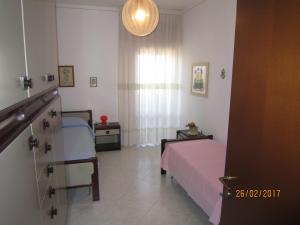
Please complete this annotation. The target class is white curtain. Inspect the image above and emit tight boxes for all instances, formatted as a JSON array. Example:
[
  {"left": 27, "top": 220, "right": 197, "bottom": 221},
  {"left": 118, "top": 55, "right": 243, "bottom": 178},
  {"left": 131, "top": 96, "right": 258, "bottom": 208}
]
[{"left": 118, "top": 13, "right": 182, "bottom": 146}]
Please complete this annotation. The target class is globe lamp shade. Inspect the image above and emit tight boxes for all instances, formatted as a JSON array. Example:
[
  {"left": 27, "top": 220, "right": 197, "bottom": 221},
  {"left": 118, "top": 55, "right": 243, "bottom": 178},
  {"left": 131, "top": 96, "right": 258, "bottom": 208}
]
[{"left": 122, "top": 0, "right": 160, "bottom": 37}]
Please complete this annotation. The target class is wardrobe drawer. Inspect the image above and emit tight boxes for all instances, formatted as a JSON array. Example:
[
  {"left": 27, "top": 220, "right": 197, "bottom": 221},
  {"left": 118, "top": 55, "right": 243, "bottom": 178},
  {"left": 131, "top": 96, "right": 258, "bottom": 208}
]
[
  {"left": 95, "top": 129, "right": 120, "bottom": 136},
  {"left": 32, "top": 109, "right": 53, "bottom": 135},
  {"left": 35, "top": 138, "right": 54, "bottom": 178},
  {"left": 37, "top": 163, "right": 55, "bottom": 205},
  {"left": 47, "top": 98, "right": 61, "bottom": 129},
  {"left": 42, "top": 189, "right": 60, "bottom": 225},
  {"left": 31, "top": 118, "right": 47, "bottom": 152},
  {"left": 42, "top": 163, "right": 67, "bottom": 225},
  {"left": 41, "top": 187, "right": 59, "bottom": 225},
  {"left": 41, "top": 194, "right": 53, "bottom": 225},
  {"left": 31, "top": 108, "right": 54, "bottom": 175},
  {"left": 31, "top": 111, "right": 53, "bottom": 153}
]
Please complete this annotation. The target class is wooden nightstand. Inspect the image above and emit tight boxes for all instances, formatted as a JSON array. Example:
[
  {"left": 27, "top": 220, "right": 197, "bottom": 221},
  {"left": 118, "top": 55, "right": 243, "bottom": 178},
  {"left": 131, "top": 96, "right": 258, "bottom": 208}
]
[
  {"left": 176, "top": 129, "right": 208, "bottom": 140},
  {"left": 94, "top": 122, "right": 121, "bottom": 151}
]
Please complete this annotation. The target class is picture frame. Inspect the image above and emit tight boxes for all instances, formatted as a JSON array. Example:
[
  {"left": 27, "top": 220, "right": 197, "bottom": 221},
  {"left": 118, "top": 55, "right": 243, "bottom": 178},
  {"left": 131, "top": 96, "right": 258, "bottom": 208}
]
[
  {"left": 90, "top": 77, "right": 97, "bottom": 87},
  {"left": 58, "top": 65, "right": 75, "bottom": 87},
  {"left": 191, "top": 62, "right": 209, "bottom": 97}
]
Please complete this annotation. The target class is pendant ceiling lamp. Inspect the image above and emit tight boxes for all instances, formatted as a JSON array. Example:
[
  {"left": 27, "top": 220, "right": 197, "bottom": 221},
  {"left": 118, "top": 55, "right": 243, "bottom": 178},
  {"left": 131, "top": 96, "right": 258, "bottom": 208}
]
[{"left": 122, "top": 0, "right": 160, "bottom": 37}]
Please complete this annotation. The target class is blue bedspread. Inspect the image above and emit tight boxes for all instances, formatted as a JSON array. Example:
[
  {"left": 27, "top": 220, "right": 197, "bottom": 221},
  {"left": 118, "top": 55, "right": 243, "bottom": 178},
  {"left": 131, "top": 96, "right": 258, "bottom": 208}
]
[
  {"left": 62, "top": 117, "right": 96, "bottom": 161},
  {"left": 62, "top": 117, "right": 95, "bottom": 137}
]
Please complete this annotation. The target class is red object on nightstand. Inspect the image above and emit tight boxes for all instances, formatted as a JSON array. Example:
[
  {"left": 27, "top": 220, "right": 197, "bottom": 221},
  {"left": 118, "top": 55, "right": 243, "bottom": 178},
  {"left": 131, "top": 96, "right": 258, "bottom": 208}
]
[{"left": 100, "top": 115, "right": 108, "bottom": 125}]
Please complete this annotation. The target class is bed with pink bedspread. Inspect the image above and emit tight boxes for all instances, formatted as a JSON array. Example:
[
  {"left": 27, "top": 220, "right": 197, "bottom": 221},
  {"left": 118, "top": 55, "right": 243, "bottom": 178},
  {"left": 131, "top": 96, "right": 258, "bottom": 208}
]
[{"left": 161, "top": 138, "right": 226, "bottom": 225}]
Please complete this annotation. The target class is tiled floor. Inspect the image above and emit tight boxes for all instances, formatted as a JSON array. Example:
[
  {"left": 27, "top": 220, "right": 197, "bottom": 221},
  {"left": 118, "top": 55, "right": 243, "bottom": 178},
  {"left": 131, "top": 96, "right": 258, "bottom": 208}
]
[{"left": 67, "top": 147, "right": 212, "bottom": 225}]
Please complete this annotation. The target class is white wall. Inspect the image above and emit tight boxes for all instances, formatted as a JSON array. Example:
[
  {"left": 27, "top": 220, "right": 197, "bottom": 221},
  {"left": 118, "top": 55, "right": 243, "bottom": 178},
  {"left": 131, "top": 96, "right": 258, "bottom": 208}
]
[
  {"left": 56, "top": 4, "right": 119, "bottom": 121},
  {"left": 181, "top": 0, "right": 237, "bottom": 144}
]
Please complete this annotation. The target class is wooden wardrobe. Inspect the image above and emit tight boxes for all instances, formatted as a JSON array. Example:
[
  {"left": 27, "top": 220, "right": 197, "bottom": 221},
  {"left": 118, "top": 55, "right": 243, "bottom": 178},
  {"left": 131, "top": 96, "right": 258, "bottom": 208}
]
[{"left": 0, "top": 1, "right": 67, "bottom": 225}]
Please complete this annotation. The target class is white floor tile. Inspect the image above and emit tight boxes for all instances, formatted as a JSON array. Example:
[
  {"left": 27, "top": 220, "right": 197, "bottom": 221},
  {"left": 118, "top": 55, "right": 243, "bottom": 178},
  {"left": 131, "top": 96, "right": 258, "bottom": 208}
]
[{"left": 67, "top": 147, "right": 212, "bottom": 225}]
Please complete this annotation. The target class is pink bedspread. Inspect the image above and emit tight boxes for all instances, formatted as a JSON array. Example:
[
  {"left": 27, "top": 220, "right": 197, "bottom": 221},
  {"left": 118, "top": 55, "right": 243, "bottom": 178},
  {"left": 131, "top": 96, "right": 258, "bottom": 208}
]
[{"left": 161, "top": 139, "right": 226, "bottom": 225}]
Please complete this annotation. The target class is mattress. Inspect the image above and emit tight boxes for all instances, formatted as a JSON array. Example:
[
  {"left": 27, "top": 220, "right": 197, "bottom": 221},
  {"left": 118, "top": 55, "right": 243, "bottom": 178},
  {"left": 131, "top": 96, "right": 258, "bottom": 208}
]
[{"left": 161, "top": 139, "right": 226, "bottom": 225}]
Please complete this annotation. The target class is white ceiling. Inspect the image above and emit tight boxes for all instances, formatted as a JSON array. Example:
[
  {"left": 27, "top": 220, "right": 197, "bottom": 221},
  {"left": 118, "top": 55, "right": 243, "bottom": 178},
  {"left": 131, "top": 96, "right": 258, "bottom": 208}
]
[{"left": 56, "top": 0, "right": 205, "bottom": 12}]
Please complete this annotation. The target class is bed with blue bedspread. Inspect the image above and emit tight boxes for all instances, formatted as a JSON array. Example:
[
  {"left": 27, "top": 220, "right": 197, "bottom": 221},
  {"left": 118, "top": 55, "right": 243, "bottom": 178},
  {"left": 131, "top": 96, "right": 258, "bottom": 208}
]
[{"left": 61, "top": 111, "right": 99, "bottom": 201}]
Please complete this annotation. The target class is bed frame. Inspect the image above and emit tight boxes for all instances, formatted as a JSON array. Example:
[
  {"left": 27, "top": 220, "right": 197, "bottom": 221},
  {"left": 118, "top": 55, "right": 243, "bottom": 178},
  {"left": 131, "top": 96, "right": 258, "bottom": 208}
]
[
  {"left": 161, "top": 135, "right": 213, "bottom": 175},
  {"left": 61, "top": 110, "right": 99, "bottom": 201}
]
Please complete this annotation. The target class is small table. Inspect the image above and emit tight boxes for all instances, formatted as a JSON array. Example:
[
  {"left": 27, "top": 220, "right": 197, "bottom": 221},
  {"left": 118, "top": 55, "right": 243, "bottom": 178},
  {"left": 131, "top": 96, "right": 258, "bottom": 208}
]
[
  {"left": 176, "top": 129, "right": 207, "bottom": 140},
  {"left": 94, "top": 122, "right": 121, "bottom": 151}
]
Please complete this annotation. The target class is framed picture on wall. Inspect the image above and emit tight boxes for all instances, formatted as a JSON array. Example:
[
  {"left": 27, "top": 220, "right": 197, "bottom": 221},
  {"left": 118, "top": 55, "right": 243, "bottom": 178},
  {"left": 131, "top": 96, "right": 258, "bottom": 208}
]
[
  {"left": 90, "top": 77, "right": 97, "bottom": 87},
  {"left": 191, "top": 62, "right": 209, "bottom": 97},
  {"left": 58, "top": 65, "right": 75, "bottom": 87}
]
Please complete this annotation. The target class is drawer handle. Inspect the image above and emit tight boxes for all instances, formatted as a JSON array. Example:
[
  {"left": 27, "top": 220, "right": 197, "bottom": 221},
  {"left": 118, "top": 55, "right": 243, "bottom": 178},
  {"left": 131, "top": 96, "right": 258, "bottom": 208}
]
[
  {"left": 20, "top": 76, "right": 32, "bottom": 89},
  {"left": 47, "top": 165, "right": 54, "bottom": 177},
  {"left": 24, "top": 78, "right": 33, "bottom": 89},
  {"left": 106, "top": 130, "right": 110, "bottom": 134},
  {"left": 45, "top": 73, "right": 55, "bottom": 82},
  {"left": 48, "top": 186, "right": 56, "bottom": 198},
  {"left": 28, "top": 136, "right": 39, "bottom": 150},
  {"left": 50, "top": 206, "right": 58, "bottom": 219},
  {"left": 43, "top": 119, "right": 50, "bottom": 129},
  {"left": 45, "top": 143, "right": 52, "bottom": 154},
  {"left": 50, "top": 110, "right": 57, "bottom": 118}
]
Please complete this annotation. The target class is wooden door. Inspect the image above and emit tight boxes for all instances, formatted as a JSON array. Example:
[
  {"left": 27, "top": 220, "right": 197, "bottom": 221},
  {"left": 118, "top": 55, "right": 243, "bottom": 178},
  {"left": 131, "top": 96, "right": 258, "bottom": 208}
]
[
  {"left": 0, "top": 0, "right": 28, "bottom": 110},
  {"left": 220, "top": 0, "right": 300, "bottom": 225}
]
